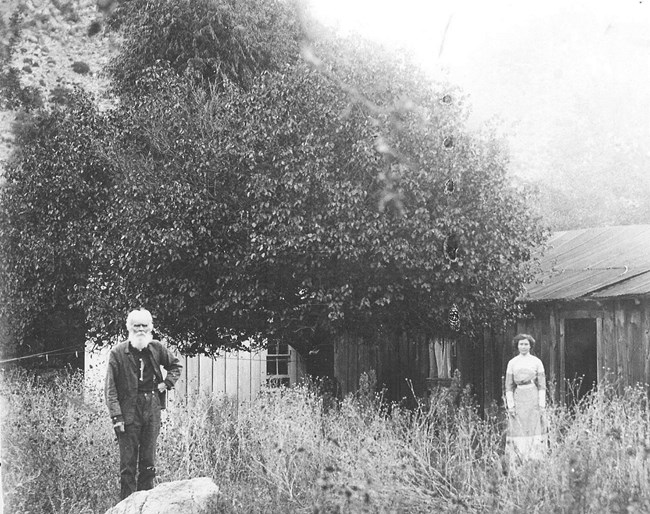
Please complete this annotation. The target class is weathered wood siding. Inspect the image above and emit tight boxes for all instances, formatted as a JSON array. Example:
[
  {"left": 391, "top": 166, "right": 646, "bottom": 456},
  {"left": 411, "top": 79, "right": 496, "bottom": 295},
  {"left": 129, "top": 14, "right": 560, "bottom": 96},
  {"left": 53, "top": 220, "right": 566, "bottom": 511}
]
[
  {"left": 510, "top": 299, "right": 650, "bottom": 400},
  {"left": 607, "top": 299, "right": 648, "bottom": 387},
  {"left": 479, "top": 327, "right": 514, "bottom": 409},
  {"left": 333, "top": 332, "right": 431, "bottom": 401}
]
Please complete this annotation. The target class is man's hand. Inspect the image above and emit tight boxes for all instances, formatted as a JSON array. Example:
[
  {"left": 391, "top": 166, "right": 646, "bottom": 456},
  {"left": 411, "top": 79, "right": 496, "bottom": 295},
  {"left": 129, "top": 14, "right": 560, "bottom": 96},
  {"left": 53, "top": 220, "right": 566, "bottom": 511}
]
[
  {"left": 113, "top": 421, "right": 125, "bottom": 434},
  {"left": 157, "top": 383, "right": 167, "bottom": 393}
]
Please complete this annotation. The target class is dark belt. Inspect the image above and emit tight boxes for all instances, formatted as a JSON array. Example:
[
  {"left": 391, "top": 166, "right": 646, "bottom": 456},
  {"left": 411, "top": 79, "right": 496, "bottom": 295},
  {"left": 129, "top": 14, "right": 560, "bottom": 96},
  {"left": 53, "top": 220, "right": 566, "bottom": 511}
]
[
  {"left": 138, "top": 390, "right": 156, "bottom": 395},
  {"left": 516, "top": 380, "right": 533, "bottom": 386}
]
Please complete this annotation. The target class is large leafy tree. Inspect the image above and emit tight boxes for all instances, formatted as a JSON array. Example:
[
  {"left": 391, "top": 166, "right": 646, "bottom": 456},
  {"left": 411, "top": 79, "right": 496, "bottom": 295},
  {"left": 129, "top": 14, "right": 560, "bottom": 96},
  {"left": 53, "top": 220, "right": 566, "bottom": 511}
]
[
  {"left": 0, "top": 0, "right": 546, "bottom": 358},
  {"left": 82, "top": 38, "right": 545, "bottom": 353},
  {"left": 0, "top": 92, "right": 112, "bottom": 358}
]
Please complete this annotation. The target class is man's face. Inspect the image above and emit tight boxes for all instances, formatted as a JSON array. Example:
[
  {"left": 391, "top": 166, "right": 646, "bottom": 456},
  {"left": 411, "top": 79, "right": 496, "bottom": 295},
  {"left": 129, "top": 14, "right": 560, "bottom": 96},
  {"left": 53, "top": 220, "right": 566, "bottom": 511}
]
[{"left": 128, "top": 314, "right": 153, "bottom": 349}]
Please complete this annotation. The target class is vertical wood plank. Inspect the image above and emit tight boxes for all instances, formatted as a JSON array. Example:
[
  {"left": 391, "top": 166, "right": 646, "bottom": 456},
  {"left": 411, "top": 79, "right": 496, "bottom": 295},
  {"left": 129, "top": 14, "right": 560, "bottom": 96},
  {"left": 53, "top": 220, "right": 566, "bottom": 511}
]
[
  {"left": 596, "top": 316, "right": 604, "bottom": 383},
  {"left": 199, "top": 355, "right": 213, "bottom": 396},
  {"left": 336, "top": 336, "right": 344, "bottom": 396},
  {"left": 428, "top": 340, "right": 437, "bottom": 379},
  {"left": 629, "top": 306, "right": 643, "bottom": 386},
  {"left": 236, "top": 350, "right": 251, "bottom": 402},
  {"left": 642, "top": 300, "right": 650, "bottom": 387},
  {"left": 296, "top": 349, "right": 306, "bottom": 384},
  {"left": 549, "top": 307, "right": 558, "bottom": 401},
  {"left": 602, "top": 304, "right": 616, "bottom": 380},
  {"left": 381, "top": 333, "right": 392, "bottom": 395},
  {"left": 350, "top": 336, "right": 359, "bottom": 393},
  {"left": 186, "top": 355, "right": 200, "bottom": 398},
  {"left": 418, "top": 334, "right": 428, "bottom": 397},
  {"left": 413, "top": 334, "right": 429, "bottom": 397},
  {"left": 615, "top": 301, "right": 627, "bottom": 390},
  {"left": 400, "top": 332, "right": 410, "bottom": 400},
  {"left": 369, "top": 339, "right": 376, "bottom": 380},
  {"left": 533, "top": 311, "right": 541, "bottom": 365},
  {"left": 537, "top": 314, "right": 548, "bottom": 367},
  {"left": 174, "top": 355, "right": 188, "bottom": 400},
  {"left": 248, "top": 350, "right": 254, "bottom": 402},
  {"left": 252, "top": 348, "right": 265, "bottom": 400},
  {"left": 379, "top": 333, "right": 389, "bottom": 398},
  {"left": 224, "top": 351, "right": 239, "bottom": 399},
  {"left": 558, "top": 316, "right": 566, "bottom": 398},
  {"left": 483, "top": 327, "right": 493, "bottom": 410},
  {"left": 333, "top": 337, "right": 340, "bottom": 396},
  {"left": 212, "top": 354, "right": 226, "bottom": 396},
  {"left": 334, "top": 336, "right": 348, "bottom": 397},
  {"left": 358, "top": 340, "right": 369, "bottom": 380}
]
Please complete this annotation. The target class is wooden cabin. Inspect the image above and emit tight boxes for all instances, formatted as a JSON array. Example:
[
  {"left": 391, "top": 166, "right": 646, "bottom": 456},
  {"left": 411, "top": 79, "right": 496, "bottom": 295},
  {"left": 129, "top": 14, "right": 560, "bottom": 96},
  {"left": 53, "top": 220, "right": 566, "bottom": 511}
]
[
  {"left": 303, "top": 226, "right": 650, "bottom": 408},
  {"left": 510, "top": 225, "right": 650, "bottom": 402}
]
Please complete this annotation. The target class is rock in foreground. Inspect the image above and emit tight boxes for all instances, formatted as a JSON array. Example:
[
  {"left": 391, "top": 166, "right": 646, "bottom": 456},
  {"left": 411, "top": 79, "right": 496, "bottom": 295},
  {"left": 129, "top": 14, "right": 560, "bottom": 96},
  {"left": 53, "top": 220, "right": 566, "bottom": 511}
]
[{"left": 105, "top": 477, "right": 220, "bottom": 514}]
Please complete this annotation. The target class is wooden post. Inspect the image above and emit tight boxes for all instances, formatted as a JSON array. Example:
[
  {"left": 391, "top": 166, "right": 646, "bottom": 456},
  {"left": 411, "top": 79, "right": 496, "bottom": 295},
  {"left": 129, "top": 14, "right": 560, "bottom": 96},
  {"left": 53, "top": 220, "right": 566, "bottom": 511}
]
[
  {"left": 558, "top": 317, "right": 566, "bottom": 399},
  {"left": 603, "top": 304, "right": 616, "bottom": 383},
  {"left": 596, "top": 316, "right": 604, "bottom": 383},
  {"left": 549, "top": 307, "right": 558, "bottom": 402},
  {"left": 643, "top": 300, "right": 650, "bottom": 389},
  {"left": 615, "top": 300, "right": 627, "bottom": 390},
  {"left": 630, "top": 307, "right": 643, "bottom": 386}
]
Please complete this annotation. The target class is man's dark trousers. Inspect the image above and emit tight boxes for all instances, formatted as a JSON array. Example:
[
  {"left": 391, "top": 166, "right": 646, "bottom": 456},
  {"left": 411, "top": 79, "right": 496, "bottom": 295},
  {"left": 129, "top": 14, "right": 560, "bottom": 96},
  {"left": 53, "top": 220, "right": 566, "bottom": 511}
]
[{"left": 117, "top": 391, "right": 161, "bottom": 500}]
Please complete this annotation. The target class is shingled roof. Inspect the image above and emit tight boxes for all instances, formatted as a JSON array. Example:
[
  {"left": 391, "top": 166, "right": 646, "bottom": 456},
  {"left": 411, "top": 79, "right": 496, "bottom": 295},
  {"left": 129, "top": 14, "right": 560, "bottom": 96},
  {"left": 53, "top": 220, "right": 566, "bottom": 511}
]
[{"left": 523, "top": 225, "right": 650, "bottom": 302}]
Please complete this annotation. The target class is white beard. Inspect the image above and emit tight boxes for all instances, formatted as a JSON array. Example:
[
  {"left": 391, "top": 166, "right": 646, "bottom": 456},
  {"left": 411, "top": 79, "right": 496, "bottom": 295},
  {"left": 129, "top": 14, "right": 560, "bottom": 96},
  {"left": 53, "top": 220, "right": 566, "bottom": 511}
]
[{"left": 128, "top": 331, "right": 153, "bottom": 350}]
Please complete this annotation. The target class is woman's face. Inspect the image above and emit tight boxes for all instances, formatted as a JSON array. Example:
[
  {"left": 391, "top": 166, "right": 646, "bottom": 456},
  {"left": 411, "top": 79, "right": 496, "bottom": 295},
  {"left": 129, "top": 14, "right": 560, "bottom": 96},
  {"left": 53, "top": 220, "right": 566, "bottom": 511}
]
[{"left": 518, "top": 339, "right": 531, "bottom": 355}]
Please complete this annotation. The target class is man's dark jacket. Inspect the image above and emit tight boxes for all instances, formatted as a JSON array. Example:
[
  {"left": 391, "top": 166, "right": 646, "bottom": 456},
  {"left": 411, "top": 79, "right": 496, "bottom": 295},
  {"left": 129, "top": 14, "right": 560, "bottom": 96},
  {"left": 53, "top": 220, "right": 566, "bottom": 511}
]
[{"left": 105, "top": 340, "right": 182, "bottom": 424}]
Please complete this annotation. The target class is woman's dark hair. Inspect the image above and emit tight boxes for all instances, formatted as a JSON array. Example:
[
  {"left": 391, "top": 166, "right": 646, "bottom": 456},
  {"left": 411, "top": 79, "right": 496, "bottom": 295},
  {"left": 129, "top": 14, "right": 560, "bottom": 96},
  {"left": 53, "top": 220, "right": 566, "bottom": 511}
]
[{"left": 512, "top": 333, "right": 536, "bottom": 354}]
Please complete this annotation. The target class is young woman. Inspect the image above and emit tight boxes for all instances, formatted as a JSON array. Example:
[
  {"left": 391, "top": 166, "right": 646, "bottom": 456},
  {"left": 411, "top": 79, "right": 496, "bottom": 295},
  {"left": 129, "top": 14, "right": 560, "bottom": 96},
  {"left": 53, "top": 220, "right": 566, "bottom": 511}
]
[{"left": 504, "top": 333, "right": 547, "bottom": 463}]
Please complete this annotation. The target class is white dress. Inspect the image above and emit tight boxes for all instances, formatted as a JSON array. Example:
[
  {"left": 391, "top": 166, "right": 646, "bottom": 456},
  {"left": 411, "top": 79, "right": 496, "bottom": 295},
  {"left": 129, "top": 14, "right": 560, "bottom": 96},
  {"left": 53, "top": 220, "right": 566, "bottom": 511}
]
[{"left": 505, "top": 354, "right": 547, "bottom": 462}]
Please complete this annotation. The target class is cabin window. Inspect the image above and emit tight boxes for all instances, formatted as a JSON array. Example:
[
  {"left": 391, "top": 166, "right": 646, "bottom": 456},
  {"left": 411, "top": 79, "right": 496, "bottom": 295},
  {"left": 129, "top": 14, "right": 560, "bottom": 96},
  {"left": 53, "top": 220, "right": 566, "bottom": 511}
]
[{"left": 266, "top": 343, "right": 291, "bottom": 387}]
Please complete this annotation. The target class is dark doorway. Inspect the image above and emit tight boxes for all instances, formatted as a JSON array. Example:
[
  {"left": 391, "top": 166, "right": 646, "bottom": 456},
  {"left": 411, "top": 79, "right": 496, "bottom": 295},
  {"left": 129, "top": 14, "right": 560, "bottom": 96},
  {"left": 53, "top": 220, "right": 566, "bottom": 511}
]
[{"left": 564, "top": 318, "right": 598, "bottom": 402}]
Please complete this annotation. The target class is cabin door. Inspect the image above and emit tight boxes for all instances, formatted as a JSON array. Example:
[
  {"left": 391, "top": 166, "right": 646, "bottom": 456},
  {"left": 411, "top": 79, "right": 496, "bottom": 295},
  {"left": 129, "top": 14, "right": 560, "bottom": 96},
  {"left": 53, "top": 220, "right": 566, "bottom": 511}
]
[{"left": 564, "top": 318, "right": 598, "bottom": 402}]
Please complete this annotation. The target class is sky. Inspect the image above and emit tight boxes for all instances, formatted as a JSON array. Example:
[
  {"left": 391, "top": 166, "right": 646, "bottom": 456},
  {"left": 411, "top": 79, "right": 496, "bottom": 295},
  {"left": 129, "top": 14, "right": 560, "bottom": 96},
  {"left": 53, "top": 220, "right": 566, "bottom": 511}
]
[{"left": 307, "top": 0, "right": 650, "bottom": 225}]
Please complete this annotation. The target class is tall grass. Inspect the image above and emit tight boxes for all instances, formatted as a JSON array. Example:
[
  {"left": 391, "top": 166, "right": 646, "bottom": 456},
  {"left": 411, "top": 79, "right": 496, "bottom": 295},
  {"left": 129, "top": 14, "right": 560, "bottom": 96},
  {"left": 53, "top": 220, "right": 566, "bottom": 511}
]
[
  {"left": 1, "top": 369, "right": 119, "bottom": 513},
  {"left": 1, "top": 368, "right": 649, "bottom": 513}
]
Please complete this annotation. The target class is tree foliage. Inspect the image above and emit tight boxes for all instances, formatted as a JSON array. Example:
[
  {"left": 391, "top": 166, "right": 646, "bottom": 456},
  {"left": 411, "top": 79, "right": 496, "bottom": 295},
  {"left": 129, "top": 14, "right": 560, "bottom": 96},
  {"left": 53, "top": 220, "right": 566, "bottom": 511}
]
[
  {"left": 107, "top": 0, "right": 303, "bottom": 95},
  {"left": 0, "top": 0, "right": 547, "bottom": 357},
  {"left": 0, "top": 91, "right": 112, "bottom": 355}
]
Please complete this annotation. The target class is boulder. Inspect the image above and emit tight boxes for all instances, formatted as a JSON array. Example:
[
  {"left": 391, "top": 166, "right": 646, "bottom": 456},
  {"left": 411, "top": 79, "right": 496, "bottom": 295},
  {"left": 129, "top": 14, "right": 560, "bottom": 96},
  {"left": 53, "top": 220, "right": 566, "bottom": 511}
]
[{"left": 105, "top": 477, "right": 220, "bottom": 514}]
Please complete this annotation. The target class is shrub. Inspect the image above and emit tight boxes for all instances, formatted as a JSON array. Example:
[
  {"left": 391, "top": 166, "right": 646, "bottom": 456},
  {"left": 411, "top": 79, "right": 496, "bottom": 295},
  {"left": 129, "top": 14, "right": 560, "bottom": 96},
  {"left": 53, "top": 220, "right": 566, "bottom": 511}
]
[
  {"left": 50, "top": 85, "right": 74, "bottom": 105},
  {"left": 71, "top": 61, "right": 90, "bottom": 74},
  {"left": 106, "top": 0, "right": 302, "bottom": 94}
]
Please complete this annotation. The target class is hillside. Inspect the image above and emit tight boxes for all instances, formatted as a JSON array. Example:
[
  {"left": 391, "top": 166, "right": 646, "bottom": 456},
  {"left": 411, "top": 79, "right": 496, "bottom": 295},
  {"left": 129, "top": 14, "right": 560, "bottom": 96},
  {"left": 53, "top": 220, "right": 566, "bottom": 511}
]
[{"left": 0, "top": 0, "right": 118, "bottom": 177}]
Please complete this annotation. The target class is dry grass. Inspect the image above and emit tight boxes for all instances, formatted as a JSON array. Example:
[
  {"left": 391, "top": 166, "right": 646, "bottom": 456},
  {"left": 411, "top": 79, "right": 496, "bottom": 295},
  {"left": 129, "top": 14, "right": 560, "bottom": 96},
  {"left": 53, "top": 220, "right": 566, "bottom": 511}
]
[{"left": 1, "top": 368, "right": 649, "bottom": 513}]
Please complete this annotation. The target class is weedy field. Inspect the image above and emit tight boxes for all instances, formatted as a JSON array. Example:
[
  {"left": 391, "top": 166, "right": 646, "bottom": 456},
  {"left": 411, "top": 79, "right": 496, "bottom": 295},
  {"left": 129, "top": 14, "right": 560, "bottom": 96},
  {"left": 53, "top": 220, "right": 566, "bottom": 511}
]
[{"left": 1, "top": 369, "right": 649, "bottom": 513}]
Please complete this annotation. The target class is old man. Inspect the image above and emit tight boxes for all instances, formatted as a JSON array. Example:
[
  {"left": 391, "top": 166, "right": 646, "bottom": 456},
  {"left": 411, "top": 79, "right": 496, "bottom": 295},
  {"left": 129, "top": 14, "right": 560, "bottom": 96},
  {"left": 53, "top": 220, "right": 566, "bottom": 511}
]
[{"left": 105, "top": 308, "right": 182, "bottom": 499}]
